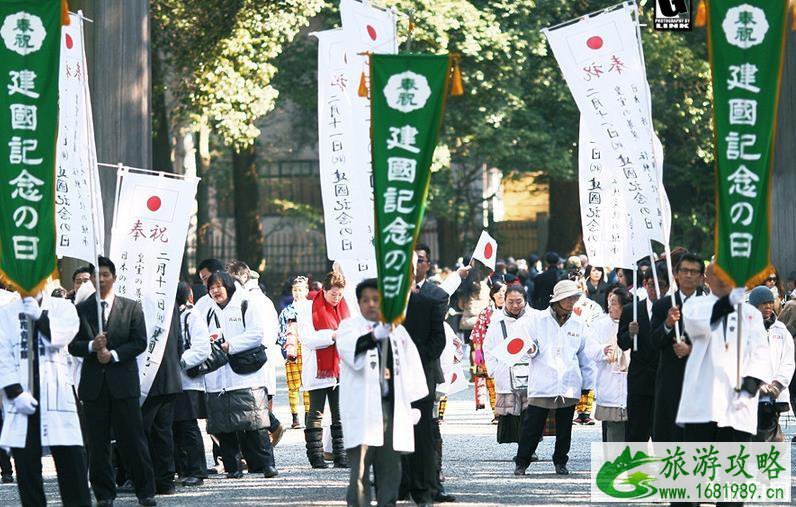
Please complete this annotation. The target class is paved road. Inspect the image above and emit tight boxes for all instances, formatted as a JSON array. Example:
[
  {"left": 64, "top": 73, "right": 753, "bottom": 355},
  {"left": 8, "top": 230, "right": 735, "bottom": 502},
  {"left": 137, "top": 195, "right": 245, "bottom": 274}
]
[{"left": 1, "top": 376, "right": 794, "bottom": 506}]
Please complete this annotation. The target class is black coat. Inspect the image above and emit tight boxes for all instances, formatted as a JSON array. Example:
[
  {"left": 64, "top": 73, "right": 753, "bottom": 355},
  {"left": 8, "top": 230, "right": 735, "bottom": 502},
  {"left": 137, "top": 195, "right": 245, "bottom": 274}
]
[
  {"left": 531, "top": 268, "right": 560, "bottom": 310},
  {"left": 649, "top": 290, "right": 699, "bottom": 441},
  {"left": 617, "top": 300, "right": 656, "bottom": 398},
  {"left": 586, "top": 280, "right": 609, "bottom": 311},
  {"left": 148, "top": 307, "right": 183, "bottom": 397},
  {"left": 404, "top": 290, "right": 447, "bottom": 400},
  {"left": 69, "top": 295, "right": 147, "bottom": 401}
]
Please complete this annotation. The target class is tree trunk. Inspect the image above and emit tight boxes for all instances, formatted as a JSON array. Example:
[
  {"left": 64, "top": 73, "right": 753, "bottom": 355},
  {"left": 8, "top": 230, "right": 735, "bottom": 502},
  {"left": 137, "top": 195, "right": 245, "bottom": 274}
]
[
  {"left": 546, "top": 178, "right": 581, "bottom": 256},
  {"left": 436, "top": 216, "right": 463, "bottom": 267},
  {"left": 232, "top": 145, "right": 264, "bottom": 270},
  {"left": 195, "top": 122, "right": 212, "bottom": 264},
  {"left": 772, "top": 26, "right": 796, "bottom": 277},
  {"left": 71, "top": 0, "right": 151, "bottom": 252}
]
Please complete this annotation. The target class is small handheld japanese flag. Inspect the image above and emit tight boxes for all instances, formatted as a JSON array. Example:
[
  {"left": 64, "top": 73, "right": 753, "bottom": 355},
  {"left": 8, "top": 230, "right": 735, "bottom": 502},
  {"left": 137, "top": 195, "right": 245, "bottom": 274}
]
[
  {"left": 444, "top": 363, "right": 468, "bottom": 396},
  {"left": 489, "top": 327, "right": 533, "bottom": 367},
  {"left": 471, "top": 230, "right": 498, "bottom": 271}
]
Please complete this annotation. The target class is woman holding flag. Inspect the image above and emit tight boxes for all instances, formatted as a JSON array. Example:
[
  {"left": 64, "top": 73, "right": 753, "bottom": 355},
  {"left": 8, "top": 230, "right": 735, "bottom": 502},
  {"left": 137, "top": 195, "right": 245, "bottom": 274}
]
[{"left": 469, "top": 280, "right": 507, "bottom": 419}]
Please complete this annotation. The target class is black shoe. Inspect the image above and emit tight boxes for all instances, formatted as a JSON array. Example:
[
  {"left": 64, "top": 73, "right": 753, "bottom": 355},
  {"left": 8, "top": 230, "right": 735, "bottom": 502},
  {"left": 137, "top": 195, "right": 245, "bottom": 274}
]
[
  {"left": 554, "top": 464, "right": 569, "bottom": 475},
  {"left": 138, "top": 498, "right": 157, "bottom": 506},
  {"left": 514, "top": 464, "right": 527, "bottom": 476},
  {"left": 118, "top": 480, "right": 135, "bottom": 494},
  {"left": 530, "top": 453, "right": 539, "bottom": 462},
  {"left": 434, "top": 492, "right": 456, "bottom": 502},
  {"left": 226, "top": 470, "right": 244, "bottom": 479},
  {"left": 204, "top": 467, "right": 217, "bottom": 476},
  {"left": 291, "top": 413, "right": 301, "bottom": 429},
  {"left": 310, "top": 460, "right": 329, "bottom": 469},
  {"left": 181, "top": 476, "right": 203, "bottom": 487},
  {"left": 97, "top": 501, "right": 113, "bottom": 507},
  {"left": 156, "top": 485, "right": 176, "bottom": 495},
  {"left": 263, "top": 466, "right": 278, "bottom": 478},
  {"left": 333, "top": 460, "right": 349, "bottom": 469},
  {"left": 1, "top": 474, "right": 13, "bottom": 484}
]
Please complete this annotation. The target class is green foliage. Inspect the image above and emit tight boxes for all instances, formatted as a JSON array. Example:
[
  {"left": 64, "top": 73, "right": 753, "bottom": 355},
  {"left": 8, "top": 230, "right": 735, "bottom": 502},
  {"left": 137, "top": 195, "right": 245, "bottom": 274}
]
[{"left": 152, "top": 0, "right": 324, "bottom": 150}]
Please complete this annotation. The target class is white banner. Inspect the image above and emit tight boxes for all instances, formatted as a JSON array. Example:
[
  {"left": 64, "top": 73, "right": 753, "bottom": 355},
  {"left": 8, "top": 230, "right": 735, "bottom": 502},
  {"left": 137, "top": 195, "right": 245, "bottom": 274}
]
[
  {"left": 55, "top": 13, "right": 104, "bottom": 263},
  {"left": 109, "top": 170, "right": 198, "bottom": 402},
  {"left": 339, "top": 0, "right": 397, "bottom": 260},
  {"left": 545, "top": 4, "right": 666, "bottom": 252},
  {"left": 316, "top": 29, "right": 371, "bottom": 261}
]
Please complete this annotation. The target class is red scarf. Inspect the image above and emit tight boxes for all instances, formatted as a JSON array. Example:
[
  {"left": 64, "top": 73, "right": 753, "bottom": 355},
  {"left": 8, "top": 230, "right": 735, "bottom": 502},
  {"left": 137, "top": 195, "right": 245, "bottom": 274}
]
[{"left": 312, "top": 290, "right": 349, "bottom": 379}]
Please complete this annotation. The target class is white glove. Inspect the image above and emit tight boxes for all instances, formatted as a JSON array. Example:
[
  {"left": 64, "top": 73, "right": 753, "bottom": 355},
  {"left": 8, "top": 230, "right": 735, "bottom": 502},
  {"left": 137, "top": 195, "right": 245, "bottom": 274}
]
[
  {"left": 729, "top": 287, "right": 746, "bottom": 307},
  {"left": 21, "top": 297, "right": 42, "bottom": 320},
  {"left": 373, "top": 324, "right": 391, "bottom": 341},
  {"left": 12, "top": 391, "right": 38, "bottom": 415}
]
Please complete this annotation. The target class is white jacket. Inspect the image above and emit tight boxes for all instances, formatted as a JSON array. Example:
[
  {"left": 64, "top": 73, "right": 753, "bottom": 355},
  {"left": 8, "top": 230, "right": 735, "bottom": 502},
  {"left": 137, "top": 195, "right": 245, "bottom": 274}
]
[
  {"left": 203, "top": 289, "right": 269, "bottom": 393},
  {"left": 483, "top": 309, "right": 535, "bottom": 394},
  {"left": 520, "top": 310, "right": 596, "bottom": 399},
  {"left": 0, "top": 298, "right": 83, "bottom": 449},
  {"left": 178, "top": 305, "right": 211, "bottom": 392},
  {"left": 337, "top": 315, "right": 427, "bottom": 452},
  {"left": 586, "top": 314, "right": 628, "bottom": 410},
  {"left": 676, "top": 295, "right": 772, "bottom": 435},
  {"left": 242, "top": 280, "right": 282, "bottom": 395},
  {"left": 297, "top": 300, "right": 339, "bottom": 392},
  {"left": 763, "top": 320, "right": 795, "bottom": 405}
]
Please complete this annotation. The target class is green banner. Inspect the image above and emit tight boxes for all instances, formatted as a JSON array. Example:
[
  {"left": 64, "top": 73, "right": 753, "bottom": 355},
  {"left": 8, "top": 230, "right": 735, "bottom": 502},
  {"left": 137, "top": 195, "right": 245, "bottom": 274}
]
[
  {"left": 0, "top": 1, "right": 61, "bottom": 296},
  {"left": 708, "top": 0, "right": 787, "bottom": 288},
  {"left": 371, "top": 53, "right": 451, "bottom": 323}
]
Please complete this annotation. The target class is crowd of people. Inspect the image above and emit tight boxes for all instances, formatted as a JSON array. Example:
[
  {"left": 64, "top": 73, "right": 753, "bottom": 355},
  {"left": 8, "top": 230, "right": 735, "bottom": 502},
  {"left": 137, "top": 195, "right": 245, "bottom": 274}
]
[{"left": 0, "top": 244, "right": 794, "bottom": 506}]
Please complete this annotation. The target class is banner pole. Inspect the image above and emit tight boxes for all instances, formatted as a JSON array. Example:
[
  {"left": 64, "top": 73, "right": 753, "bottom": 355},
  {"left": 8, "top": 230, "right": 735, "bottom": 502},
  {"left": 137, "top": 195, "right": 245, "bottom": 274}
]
[
  {"left": 736, "top": 303, "right": 743, "bottom": 391},
  {"left": 649, "top": 243, "right": 660, "bottom": 299},
  {"left": 662, "top": 243, "right": 682, "bottom": 343},
  {"left": 632, "top": 264, "right": 638, "bottom": 352}
]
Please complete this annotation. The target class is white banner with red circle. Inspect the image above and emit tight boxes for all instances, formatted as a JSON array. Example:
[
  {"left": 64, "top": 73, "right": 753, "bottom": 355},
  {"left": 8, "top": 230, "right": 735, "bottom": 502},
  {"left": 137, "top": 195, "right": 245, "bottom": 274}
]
[{"left": 109, "top": 168, "right": 198, "bottom": 403}]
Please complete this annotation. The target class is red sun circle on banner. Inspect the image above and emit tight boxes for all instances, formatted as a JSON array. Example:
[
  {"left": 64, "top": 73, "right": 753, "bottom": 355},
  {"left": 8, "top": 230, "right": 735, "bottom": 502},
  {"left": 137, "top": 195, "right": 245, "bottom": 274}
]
[
  {"left": 451, "top": 373, "right": 458, "bottom": 384},
  {"left": 367, "top": 25, "right": 377, "bottom": 41},
  {"left": 586, "top": 36, "right": 603, "bottom": 50},
  {"left": 484, "top": 242, "right": 494, "bottom": 259},
  {"left": 147, "top": 196, "right": 162, "bottom": 212},
  {"left": 65, "top": 34, "right": 74, "bottom": 49},
  {"left": 506, "top": 338, "right": 525, "bottom": 355}
]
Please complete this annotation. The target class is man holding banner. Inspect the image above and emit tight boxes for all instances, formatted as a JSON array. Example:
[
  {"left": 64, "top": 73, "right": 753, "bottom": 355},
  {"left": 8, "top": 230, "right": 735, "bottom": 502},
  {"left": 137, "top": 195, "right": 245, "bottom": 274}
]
[{"left": 69, "top": 258, "right": 156, "bottom": 506}]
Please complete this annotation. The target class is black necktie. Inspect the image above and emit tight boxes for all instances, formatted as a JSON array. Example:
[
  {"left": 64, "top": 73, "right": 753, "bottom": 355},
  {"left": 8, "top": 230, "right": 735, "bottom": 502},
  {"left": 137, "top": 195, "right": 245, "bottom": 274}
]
[{"left": 101, "top": 301, "right": 108, "bottom": 330}]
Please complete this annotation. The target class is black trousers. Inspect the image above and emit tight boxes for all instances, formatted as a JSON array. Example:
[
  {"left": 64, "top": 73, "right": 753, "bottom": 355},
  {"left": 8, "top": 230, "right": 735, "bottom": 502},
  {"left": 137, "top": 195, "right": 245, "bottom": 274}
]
[
  {"left": 173, "top": 419, "right": 206, "bottom": 478},
  {"left": 83, "top": 383, "right": 155, "bottom": 501},
  {"left": 0, "top": 412, "right": 12, "bottom": 477},
  {"left": 401, "top": 398, "right": 437, "bottom": 504},
  {"left": 306, "top": 386, "right": 341, "bottom": 428},
  {"left": 515, "top": 404, "right": 576, "bottom": 468},
  {"left": 683, "top": 422, "right": 752, "bottom": 443},
  {"left": 217, "top": 428, "right": 274, "bottom": 473},
  {"left": 12, "top": 409, "right": 91, "bottom": 506},
  {"left": 627, "top": 394, "right": 655, "bottom": 442},
  {"left": 141, "top": 394, "right": 176, "bottom": 491}
]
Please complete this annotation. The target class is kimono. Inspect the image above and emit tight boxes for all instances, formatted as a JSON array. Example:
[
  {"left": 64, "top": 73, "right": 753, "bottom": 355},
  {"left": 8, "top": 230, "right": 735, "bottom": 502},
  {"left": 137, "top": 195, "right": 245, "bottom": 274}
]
[
  {"left": 0, "top": 298, "right": 83, "bottom": 449},
  {"left": 337, "top": 315, "right": 427, "bottom": 453}
]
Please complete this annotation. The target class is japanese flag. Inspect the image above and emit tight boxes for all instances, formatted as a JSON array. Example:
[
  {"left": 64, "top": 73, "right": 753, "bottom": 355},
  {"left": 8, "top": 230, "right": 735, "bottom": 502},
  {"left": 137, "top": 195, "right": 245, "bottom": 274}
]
[
  {"left": 445, "top": 363, "right": 468, "bottom": 396},
  {"left": 489, "top": 326, "right": 533, "bottom": 367},
  {"left": 340, "top": 0, "right": 397, "bottom": 53},
  {"left": 471, "top": 230, "right": 498, "bottom": 271},
  {"left": 131, "top": 185, "right": 179, "bottom": 224},
  {"left": 564, "top": 20, "right": 626, "bottom": 64}
]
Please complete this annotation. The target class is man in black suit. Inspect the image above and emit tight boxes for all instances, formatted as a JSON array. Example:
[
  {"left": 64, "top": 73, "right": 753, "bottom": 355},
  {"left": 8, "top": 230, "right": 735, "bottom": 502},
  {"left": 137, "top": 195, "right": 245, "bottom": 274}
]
[
  {"left": 618, "top": 267, "right": 669, "bottom": 442},
  {"left": 69, "top": 257, "right": 157, "bottom": 506},
  {"left": 400, "top": 248, "right": 448, "bottom": 506},
  {"left": 649, "top": 253, "right": 704, "bottom": 442},
  {"left": 531, "top": 252, "right": 561, "bottom": 310}
]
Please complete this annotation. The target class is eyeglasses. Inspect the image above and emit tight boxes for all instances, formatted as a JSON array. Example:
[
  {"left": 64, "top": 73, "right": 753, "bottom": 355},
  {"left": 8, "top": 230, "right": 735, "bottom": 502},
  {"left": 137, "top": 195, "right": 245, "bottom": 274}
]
[
  {"left": 766, "top": 277, "right": 778, "bottom": 282},
  {"left": 677, "top": 268, "right": 702, "bottom": 276}
]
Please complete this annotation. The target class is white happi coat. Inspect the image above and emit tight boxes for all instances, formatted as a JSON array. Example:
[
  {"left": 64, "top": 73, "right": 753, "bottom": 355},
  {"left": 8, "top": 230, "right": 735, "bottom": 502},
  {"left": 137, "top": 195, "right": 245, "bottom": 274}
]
[
  {"left": 483, "top": 308, "right": 535, "bottom": 394},
  {"left": 676, "top": 295, "right": 772, "bottom": 435},
  {"left": 0, "top": 298, "right": 83, "bottom": 449},
  {"left": 585, "top": 314, "right": 629, "bottom": 409},
  {"left": 296, "top": 299, "right": 340, "bottom": 392},
  {"left": 337, "top": 315, "right": 427, "bottom": 453},
  {"left": 179, "top": 304, "right": 211, "bottom": 392},
  {"left": 243, "top": 280, "right": 283, "bottom": 395},
  {"left": 764, "top": 320, "right": 795, "bottom": 404}
]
